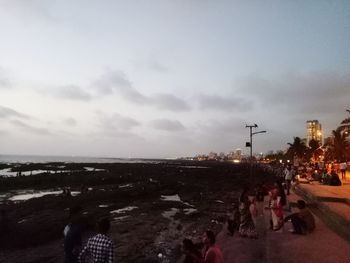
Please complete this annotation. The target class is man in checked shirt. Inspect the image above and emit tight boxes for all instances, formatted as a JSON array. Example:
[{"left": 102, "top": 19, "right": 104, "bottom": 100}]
[{"left": 78, "top": 218, "right": 115, "bottom": 263}]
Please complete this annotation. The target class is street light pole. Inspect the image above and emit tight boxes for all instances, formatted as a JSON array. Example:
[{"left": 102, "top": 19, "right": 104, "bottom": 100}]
[{"left": 246, "top": 124, "right": 266, "bottom": 178}]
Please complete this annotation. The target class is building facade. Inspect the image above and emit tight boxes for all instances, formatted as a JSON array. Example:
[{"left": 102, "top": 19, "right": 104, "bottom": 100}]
[{"left": 306, "top": 120, "right": 323, "bottom": 146}]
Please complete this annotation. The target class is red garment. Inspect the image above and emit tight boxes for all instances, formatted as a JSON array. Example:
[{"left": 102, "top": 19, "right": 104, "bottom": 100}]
[
  {"left": 184, "top": 253, "right": 204, "bottom": 263},
  {"left": 269, "top": 188, "right": 284, "bottom": 230},
  {"left": 204, "top": 245, "right": 223, "bottom": 263}
]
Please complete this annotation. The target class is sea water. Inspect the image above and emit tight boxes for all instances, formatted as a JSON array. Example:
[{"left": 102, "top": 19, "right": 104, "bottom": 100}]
[{"left": 0, "top": 154, "right": 164, "bottom": 164}]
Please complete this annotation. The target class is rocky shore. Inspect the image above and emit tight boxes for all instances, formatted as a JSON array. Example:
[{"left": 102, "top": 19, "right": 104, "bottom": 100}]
[{"left": 0, "top": 161, "right": 276, "bottom": 263}]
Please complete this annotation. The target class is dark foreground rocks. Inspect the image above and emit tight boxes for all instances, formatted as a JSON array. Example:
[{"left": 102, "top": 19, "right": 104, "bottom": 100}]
[{"left": 0, "top": 161, "right": 276, "bottom": 263}]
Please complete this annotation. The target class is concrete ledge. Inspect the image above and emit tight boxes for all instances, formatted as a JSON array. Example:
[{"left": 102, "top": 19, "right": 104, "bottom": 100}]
[{"left": 294, "top": 184, "right": 350, "bottom": 243}]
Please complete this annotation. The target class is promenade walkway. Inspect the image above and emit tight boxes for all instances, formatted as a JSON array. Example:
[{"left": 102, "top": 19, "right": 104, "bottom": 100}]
[{"left": 216, "top": 178, "right": 350, "bottom": 263}]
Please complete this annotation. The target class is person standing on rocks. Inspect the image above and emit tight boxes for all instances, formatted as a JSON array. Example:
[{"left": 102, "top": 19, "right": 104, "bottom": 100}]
[
  {"left": 64, "top": 206, "right": 83, "bottom": 263},
  {"left": 78, "top": 218, "right": 114, "bottom": 263},
  {"left": 202, "top": 230, "right": 223, "bottom": 263}
]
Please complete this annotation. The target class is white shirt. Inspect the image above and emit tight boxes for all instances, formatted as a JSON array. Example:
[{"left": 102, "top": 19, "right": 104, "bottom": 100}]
[
  {"left": 340, "top": 162, "right": 347, "bottom": 170},
  {"left": 284, "top": 168, "right": 293, "bottom": 180}
]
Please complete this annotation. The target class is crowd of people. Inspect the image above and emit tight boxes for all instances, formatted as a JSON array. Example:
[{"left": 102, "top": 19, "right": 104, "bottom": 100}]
[
  {"left": 176, "top": 163, "right": 320, "bottom": 263},
  {"left": 63, "top": 206, "right": 225, "bottom": 263},
  {"left": 292, "top": 161, "right": 347, "bottom": 186},
  {"left": 63, "top": 161, "right": 341, "bottom": 263}
]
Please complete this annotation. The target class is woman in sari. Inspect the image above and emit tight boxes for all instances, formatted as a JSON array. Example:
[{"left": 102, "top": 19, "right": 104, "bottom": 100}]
[
  {"left": 238, "top": 187, "right": 258, "bottom": 238},
  {"left": 268, "top": 181, "right": 286, "bottom": 231}
]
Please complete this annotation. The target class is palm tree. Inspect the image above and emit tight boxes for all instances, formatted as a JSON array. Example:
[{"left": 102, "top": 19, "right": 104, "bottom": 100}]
[
  {"left": 338, "top": 109, "right": 350, "bottom": 133},
  {"left": 324, "top": 128, "right": 350, "bottom": 161},
  {"left": 287, "top": 137, "right": 308, "bottom": 160},
  {"left": 308, "top": 139, "right": 322, "bottom": 161},
  {"left": 337, "top": 109, "right": 350, "bottom": 159}
]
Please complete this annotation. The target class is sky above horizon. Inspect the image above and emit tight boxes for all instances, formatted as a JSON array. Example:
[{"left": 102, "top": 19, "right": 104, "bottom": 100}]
[{"left": 0, "top": 0, "right": 350, "bottom": 158}]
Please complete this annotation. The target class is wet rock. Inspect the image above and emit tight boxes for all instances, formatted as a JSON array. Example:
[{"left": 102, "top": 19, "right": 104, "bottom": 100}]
[{"left": 0, "top": 161, "right": 277, "bottom": 262}]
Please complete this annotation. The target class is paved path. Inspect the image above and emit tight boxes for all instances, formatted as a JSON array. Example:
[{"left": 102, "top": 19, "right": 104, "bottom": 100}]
[{"left": 216, "top": 188, "right": 350, "bottom": 263}]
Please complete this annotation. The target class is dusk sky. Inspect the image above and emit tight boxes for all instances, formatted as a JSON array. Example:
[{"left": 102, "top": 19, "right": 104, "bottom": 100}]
[{"left": 0, "top": 0, "right": 349, "bottom": 158}]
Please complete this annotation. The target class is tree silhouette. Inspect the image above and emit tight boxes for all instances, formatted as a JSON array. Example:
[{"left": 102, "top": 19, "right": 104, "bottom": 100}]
[
  {"left": 308, "top": 139, "right": 322, "bottom": 161},
  {"left": 324, "top": 128, "right": 350, "bottom": 161},
  {"left": 287, "top": 137, "right": 307, "bottom": 160},
  {"left": 339, "top": 109, "right": 350, "bottom": 132}
]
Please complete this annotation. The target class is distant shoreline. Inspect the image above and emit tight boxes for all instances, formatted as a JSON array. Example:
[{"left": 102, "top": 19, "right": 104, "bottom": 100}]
[{"left": 0, "top": 154, "right": 172, "bottom": 164}]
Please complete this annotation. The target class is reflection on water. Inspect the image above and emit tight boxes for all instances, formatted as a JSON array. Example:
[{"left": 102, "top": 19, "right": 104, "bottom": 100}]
[
  {"left": 162, "top": 208, "right": 179, "bottom": 220},
  {"left": 98, "top": 204, "right": 110, "bottom": 208},
  {"left": 119, "top": 183, "right": 133, "bottom": 189},
  {"left": 9, "top": 191, "right": 62, "bottom": 201},
  {"left": 84, "top": 167, "right": 106, "bottom": 172},
  {"left": 183, "top": 208, "right": 197, "bottom": 215},
  {"left": 161, "top": 194, "right": 194, "bottom": 207},
  {"left": 3, "top": 190, "right": 80, "bottom": 202},
  {"left": 0, "top": 169, "right": 56, "bottom": 177},
  {"left": 160, "top": 194, "right": 181, "bottom": 202},
  {"left": 113, "top": 215, "right": 130, "bottom": 221},
  {"left": 110, "top": 206, "right": 138, "bottom": 214}
]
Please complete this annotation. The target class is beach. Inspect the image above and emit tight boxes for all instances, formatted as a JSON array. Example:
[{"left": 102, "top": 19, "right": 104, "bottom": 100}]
[{"left": 0, "top": 160, "right": 276, "bottom": 263}]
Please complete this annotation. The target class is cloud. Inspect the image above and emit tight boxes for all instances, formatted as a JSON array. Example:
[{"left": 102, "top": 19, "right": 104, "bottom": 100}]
[
  {"left": 0, "top": 130, "right": 8, "bottom": 136},
  {"left": 10, "top": 119, "right": 51, "bottom": 135},
  {"left": 50, "top": 85, "right": 92, "bottom": 101},
  {"left": 93, "top": 70, "right": 147, "bottom": 103},
  {"left": 92, "top": 70, "right": 191, "bottom": 111},
  {"left": 0, "top": 78, "right": 11, "bottom": 89},
  {"left": 63, "top": 117, "right": 77, "bottom": 126},
  {"left": 183, "top": 118, "right": 249, "bottom": 153},
  {"left": 96, "top": 112, "right": 140, "bottom": 134},
  {"left": 150, "top": 119, "right": 185, "bottom": 131},
  {"left": 197, "top": 94, "right": 253, "bottom": 111},
  {"left": 151, "top": 94, "right": 191, "bottom": 111},
  {"left": 0, "top": 105, "right": 29, "bottom": 119},
  {"left": 0, "top": 67, "right": 12, "bottom": 89},
  {"left": 149, "top": 60, "right": 169, "bottom": 73},
  {"left": 234, "top": 70, "right": 350, "bottom": 139},
  {"left": 0, "top": 0, "right": 56, "bottom": 22},
  {"left": 236, "top": 71, "right": 350, "bottom": 114},
  {"left": 196, "top": 118, "right": 246, "bottom": 135}
]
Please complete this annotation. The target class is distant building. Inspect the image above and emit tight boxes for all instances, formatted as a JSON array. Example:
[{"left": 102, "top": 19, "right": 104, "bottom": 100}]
[
  {"left": 229, "top": 148, "right": 242, "bottom": 163},
  {"left": 208, "top": 152, "right": 218, "bottom": 160},
  {"left": 194, "top": 154, "right": 208, "bottom": 161},
  {"left": 218, "top": 152, "right": 226, "bottom": 161},
  {"left": 306, "top": 120, "right": 323, "bottom": 146}
]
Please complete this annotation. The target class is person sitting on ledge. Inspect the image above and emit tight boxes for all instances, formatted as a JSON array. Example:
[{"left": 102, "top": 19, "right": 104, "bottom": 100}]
[
  {"left": 284, "top": 200, "right": 315, "bottom": 235},
  {"left": 320, "top": 169, "right": 331, "bottom": 185},
  {"left": 329, "top": 170, "right": 342, "bottom": 186}
]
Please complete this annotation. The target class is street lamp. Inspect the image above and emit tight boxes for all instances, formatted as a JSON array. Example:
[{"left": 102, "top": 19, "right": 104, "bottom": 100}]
[{"left": 246, "top": 124, "right": 266, "bottom": 178}]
